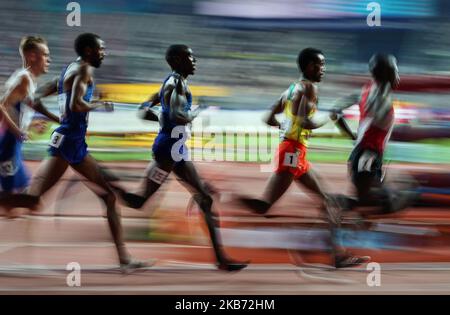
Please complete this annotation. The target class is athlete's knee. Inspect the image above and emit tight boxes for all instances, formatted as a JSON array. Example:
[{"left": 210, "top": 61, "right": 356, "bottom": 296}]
[{"left": 100, "top": 191, "right": 116, "bottom": 207}]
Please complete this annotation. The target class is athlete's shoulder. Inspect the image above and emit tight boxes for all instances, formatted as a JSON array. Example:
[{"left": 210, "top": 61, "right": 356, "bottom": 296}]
[
  {"left": 290, "top": 81, "right": 315, "bottom": 103},
  {"left": 77, "top": 63, "right": 93, "bottom": 82},
  {"left": 5, "top": 69, "right": 30, "bottom": 90},
  {"left": 65, "top": 63, "right": 92, "bottom": 83}
]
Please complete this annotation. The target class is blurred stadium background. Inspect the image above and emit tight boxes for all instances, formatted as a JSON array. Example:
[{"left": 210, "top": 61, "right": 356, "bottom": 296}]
[{"left": 1, "top": 0, "right": 449, "bottom": 163}]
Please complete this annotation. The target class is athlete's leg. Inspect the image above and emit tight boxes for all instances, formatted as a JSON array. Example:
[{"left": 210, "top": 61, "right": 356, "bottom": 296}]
[
  {"left": 173, "top": 161, "right": 247, "bottom": 271},
  {"left": 0, "top": 156, "right": 68, "bottom": 215},
  {"left": 295, "top": 168, "right": 369, "bottom": 267},
  {"left": 0, "top": 191, "right": 40, "bottom": 209},
  {"left": 70, "top": 154, "right": 131, "bottom": 264},
  {"left": 295, "top": 168, "right": 329, "bottom": 198},
  {"left": 114, "top": 158, "right": 174, "bottom": 209},
  {"left": 239, "top": 171, "right": 294, "bottom": 215},
  {"left": 295, "top": 168, "right": 342, "bottom": 223}
]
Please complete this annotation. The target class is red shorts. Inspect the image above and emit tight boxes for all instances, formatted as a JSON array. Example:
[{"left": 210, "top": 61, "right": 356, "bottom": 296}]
[{"left": 274, "top": 139, "right": 310, "bottom": 178}]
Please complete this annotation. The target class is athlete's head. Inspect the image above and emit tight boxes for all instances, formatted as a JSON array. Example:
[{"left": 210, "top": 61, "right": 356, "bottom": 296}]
[
  {"left": 297, "top": 48, "right": 325, "bottom": 82},
  {"left": 369, "top": 53, "right": 399, "bottom": 88},
  {"left": 74, "top": 33, "right": 105, "bottom": 68},
  {"left": 19, "top": 36, "right": 51, "bottom": 75},
  {"left": 166, "top": 44, "right": 196, "bottom": 77}
]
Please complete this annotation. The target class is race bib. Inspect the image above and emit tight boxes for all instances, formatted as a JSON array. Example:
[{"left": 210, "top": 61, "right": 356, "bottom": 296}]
[
  {"left": 283, "top": 152, "right": 299, "bottom": 168},
  {"left": 148, "top": 167, "right": 169, "bottom": 185},
  {"left": 49, "top": 131, "right": 65, "bottom": 148}
]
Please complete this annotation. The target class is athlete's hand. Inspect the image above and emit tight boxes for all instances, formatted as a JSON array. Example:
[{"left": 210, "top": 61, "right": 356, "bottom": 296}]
[
  {"left": 140, "top": 107, "right": 160, "bottom": 122},
  {"left": 198, "top": 103, "right": 208, "bottom": 111},
  {"left": 139, "top": 101, "right": 151, "bottom": 110},
  {"left": 29, "top": 119, "right": 48, "bottom": 135},
  {"left": 103, "top": 101, "right": 114, "bottom": 112},
  {"left": 191, "top": 104, "right": 208, "bottom": 120}
]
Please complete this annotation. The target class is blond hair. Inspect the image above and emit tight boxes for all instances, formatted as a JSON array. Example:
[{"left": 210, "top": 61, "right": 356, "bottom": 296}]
[{"left": 19, "top": 36, "right": 47, "bottom": 57}]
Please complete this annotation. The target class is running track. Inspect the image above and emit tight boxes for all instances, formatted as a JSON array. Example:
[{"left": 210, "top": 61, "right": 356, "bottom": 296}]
[{"left": 1, "top": 161, "right": 450, "bottom": 294}]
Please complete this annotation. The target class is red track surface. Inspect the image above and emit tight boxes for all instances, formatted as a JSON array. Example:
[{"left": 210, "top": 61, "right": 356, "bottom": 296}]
[{"left": 1, "top": 161, "right": 450, "bottom": 294}]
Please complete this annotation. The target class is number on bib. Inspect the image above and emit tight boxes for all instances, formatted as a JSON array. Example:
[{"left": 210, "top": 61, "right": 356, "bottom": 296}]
[
  {"left": 148, "top": 167, "right": 169, "bottom": 185},
  {"left": 49, "top": 132, "right": 65, "bottom": 148},
  {"left": 283, "top": 152, "right": 299, "bottom": 168}
]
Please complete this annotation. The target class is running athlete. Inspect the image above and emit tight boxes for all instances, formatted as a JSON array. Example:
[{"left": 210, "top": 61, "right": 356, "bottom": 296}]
[
  {"left": 113, "top": 44, "right": 247, "bottom": 272},
  {"left": 0, "top": 36, "right": 59, "bottom": 210},
  {"left": 238, "top": 48, "right": 369, "bottom": 268},
  {"left": 18, "top": 33, "right": 144, "bottom": 270},
  {"left": 331, "top": 53, "right": 416, "bottom": 214},
  {"left": 138, "top": 92, "right": 161, "bottom": 122}
]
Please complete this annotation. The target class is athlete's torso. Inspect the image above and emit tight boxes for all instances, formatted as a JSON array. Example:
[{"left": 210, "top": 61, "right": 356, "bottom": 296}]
[
  {"left": 158, "top": 73, "right": 192, "bottom": 135},
  {"left": 280, "top": 81, "right": 317, "bottom": 146},
  {"left": 56, "top": 62, "right": 94, "bottom": 138},
  {"left": 356, "top": 81, "right": 394, "bottom": 154},
  {"left": 0, "top": 68, "right": 37, "bottom": 132}
]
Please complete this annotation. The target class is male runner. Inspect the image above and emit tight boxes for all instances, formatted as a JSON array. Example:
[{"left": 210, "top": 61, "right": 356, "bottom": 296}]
[
  {"left": 238, "top": 48, "right": 369, "bottom": 268},
  {"left": 0, "top": 36, "right": 59, "bottom": 210},
  {"left": 114, "top": 44, "right": 247, "bottom": 272},
  {"left": 330, "top": 53, "right": 417, "bottom": 214},
  {"left": 17, "top": 33, "right": 144, "bottom": 270}
]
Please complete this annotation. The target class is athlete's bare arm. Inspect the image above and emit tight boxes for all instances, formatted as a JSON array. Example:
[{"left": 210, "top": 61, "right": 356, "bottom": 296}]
[
  {"left": 31, "top": 76, "right": 60, "bottom": 123},
  {"left": 297, "top": 82, "right": 329, "bottom": 130},
  {"left": 263, "top": 92, "right": 286, "bottom": 127},
  {"left": 69, "top": 64, "right": 112, "bottom": 113},
  {"left": 330, "top": 92, "right": 360, "bottom": 140},
  {"left": 0, "top": 75, "right": 30, "bottom": 138},
  {"left": 166, "top": 77, "right": 198, "bottom": 125},
  {"left": 332, "top": 92, "right": 360, "bottom": 113},
  {"left": 146, "top": 91, "right": 160, "bottom": 107}
]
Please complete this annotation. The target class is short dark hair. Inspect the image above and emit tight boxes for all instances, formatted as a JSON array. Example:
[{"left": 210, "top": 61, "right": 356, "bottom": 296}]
[
  {"left": 74, "top": 33, "right": 101, "bottom": 57},
  {"left": 369, "top": 53, "right": 397, "bottom": 82},
  {"left": 165, "top": 44, "right": 189, "bottom": 69},
  {"left": 297, "top": 47, "right": 323, "bottom": 73}
]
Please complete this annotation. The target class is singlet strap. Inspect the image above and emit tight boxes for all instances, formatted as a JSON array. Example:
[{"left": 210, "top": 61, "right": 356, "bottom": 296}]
[{"left": 287, "top": 83, "right": 296, "bottom": 101}]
